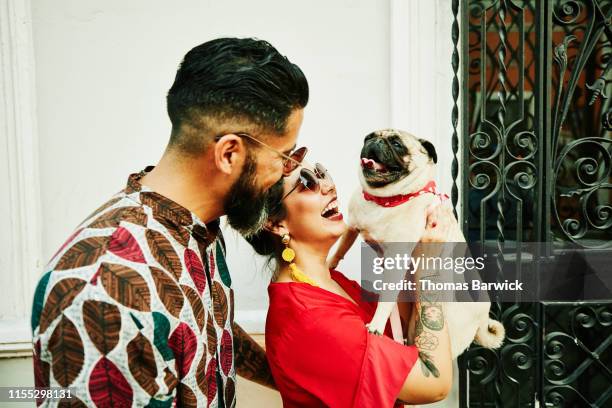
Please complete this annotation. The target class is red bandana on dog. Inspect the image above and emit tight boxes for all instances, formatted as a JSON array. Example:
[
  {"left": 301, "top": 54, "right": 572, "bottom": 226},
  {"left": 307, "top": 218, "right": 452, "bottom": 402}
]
[{"left": 362, "top": 180, "right": 449, "bottom": 208}]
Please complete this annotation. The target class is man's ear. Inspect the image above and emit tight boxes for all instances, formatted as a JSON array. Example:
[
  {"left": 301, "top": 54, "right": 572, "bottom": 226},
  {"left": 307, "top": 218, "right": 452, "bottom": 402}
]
[
  {"left": 419, "top": 138, "right": 438, "bottom": 164},
  {"left": 213, "top": 134, "right": 245, "bottom": 175}
]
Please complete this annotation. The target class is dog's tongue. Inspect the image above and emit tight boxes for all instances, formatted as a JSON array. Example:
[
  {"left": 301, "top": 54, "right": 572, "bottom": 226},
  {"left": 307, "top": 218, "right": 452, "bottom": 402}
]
[{"left": 361, "top": 157, "right": 386, "bottom": 171}]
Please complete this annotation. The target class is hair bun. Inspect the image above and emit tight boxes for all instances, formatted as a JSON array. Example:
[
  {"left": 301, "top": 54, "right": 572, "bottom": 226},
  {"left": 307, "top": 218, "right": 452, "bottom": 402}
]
[{"left": 245, "top": 232, "right": 277, "bottom": 256}]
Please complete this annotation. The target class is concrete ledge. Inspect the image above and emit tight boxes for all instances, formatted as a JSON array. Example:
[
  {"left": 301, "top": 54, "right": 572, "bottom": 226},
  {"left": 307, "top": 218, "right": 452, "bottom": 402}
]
[{"left": 0, "top": 320, "right": 32, "bottom": 358}]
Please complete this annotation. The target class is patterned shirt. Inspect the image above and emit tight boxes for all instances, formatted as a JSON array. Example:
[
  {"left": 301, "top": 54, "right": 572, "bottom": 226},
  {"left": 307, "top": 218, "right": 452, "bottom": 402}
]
[{"left": 31, "top": 168, "right": 236, "bottom": 407}]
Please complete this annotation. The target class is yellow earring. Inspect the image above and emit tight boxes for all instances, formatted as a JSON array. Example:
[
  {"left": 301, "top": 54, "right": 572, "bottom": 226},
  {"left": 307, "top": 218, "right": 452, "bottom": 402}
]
[
  {"left": 281, "top": 234, "right": 295, "bottom": 262},
  {"left": 281, "top": 234, "right": 317, "bottom": 286}
]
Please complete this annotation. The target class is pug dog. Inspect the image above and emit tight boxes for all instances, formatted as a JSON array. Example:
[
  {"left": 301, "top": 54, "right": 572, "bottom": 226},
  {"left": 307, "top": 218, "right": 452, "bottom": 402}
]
[{"left": 329, "top": 129, "right": 504, "bottom": 358}]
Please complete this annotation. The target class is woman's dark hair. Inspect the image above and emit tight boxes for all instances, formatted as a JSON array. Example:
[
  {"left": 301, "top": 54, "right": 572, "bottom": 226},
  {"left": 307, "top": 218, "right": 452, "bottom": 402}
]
[
  {"left": 167, "top": 37, "right": 309, "bottom": 152},
  {"left": 244, "top": 180, "right": 288, "bottom": 266}
]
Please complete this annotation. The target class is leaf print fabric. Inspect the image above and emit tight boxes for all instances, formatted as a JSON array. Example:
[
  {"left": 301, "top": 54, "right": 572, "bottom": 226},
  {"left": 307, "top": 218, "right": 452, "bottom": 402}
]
[
  {"left": 39, "top": 278, "right": 87, "bottom": 334},
  {"left": 55, "top": 236, "right": 110, "bottom": 270},
  {"left": 31, "top": 168, "right": 235, "bottom": 407},
  {"left": 108, "top": 227, "right": 146, "bottom": 263},
  {"left": 185, "top": 248, "right": 206, "bottom": 294},
  {"left": 150, "top": 266, "right": 184, "bottom": 318},
  {"left": 168, "top": 322, "right": 197, "bottom": 378},
  {"left": 182, "top": 284, "right": 206, "bottom": 332},
  {"left": 146, "top": 229, "right": 183, "bottom": 280},
  {"left": 33, "top": 340, "right": 50, "bottom": 391},
  {"left": 99, "top": 263, "right": 152, "bottom": 311},
  {"left": 89, "top": 357, "right": 133, "bottom": 407},
  {"left": 127, "top": 332, "right": 159, "bottom": 396},
  {"left": 82, "top": 300, "right": 121, "bottom": 354},
  {"left": 212, "top": 281, "right": 229, "bottom": 327},
  {"left": 48, "top": 316, "right": 84, "bottom": 387},
  {"left": 88, "top": 206, "right": 148, "bottom": 229}
]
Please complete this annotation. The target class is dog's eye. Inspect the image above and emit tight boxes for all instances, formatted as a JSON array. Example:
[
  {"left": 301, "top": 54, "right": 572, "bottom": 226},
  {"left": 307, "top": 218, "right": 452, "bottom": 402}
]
[{"left": 391, "top": 140, "right": 402, "bottom": 149}]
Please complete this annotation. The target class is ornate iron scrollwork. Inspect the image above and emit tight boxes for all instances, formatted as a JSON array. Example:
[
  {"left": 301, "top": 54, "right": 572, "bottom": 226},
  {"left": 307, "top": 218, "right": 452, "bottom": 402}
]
[
  {"left": 551, "top": 0, "right": 612, "bottom": 249},
  {"left": 602, "top": 109, "right": 612, "bottom": 129},
  {"left": 456, "top": 0, "right": 612, "bottom": 407},
  {"left": 542, "top": 302, "right": 612, "bottom": 407}
]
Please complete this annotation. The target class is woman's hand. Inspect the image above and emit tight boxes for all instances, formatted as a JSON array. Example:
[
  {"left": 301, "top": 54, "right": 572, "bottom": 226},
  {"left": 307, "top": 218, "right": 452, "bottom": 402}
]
[{"left": 421, "top": 203, "right": 455, "bottom": 243}]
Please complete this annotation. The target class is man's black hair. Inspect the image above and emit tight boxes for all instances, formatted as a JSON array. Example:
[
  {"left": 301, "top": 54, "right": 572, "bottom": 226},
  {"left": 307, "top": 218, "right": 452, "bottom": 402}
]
[{"left": 167, "top": 37, "right": 309, "bottom": 151}]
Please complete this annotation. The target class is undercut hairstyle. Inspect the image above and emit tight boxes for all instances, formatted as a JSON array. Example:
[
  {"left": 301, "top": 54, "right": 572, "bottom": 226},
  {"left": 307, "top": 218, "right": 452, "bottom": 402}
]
[{"left": 167, "top": 37, "right": 309, "bottom": 154}]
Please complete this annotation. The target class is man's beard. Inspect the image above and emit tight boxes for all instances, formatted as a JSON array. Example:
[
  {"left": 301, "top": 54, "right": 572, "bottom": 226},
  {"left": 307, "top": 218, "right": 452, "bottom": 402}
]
[{"left": 224, "top": 153, "right": 283, "bottom": 238}]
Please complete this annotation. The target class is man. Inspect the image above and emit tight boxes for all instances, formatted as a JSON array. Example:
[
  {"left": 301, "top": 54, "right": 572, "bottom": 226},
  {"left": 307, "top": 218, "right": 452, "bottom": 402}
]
[{"left": 31, "top": 37, "right": 308, "bottom": 407}]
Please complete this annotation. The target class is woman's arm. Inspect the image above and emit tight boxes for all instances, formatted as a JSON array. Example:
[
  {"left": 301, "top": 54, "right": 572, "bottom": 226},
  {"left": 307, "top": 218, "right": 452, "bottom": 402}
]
[
  {"left": 397, "top": 205, "right": 455, "bottom": 404},
  {"left": 327, "top": 226, "right": 359, "bottom": 269}
]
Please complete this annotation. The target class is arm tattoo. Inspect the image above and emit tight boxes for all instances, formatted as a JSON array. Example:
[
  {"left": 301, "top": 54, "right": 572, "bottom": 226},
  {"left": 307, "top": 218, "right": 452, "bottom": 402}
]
[
  {"left": 421, "top": 305, "right": 445, "bottom": 331},
  {"left": 415, "top": 332, "right": 439, "bottom": 351},
  {"left": 415, "top": 318, "right": 424, "bottom": 337},
  {"left": 232, "top": 323, "right": 276, "bottom": 389},
  {"left": 412, "top": 241, "right": 447, "bottom": 378},
  {"left": 414, "top": 291, "right": 445, "bottom": 378},
  {"left": 418, "top": 351, "right": 441, "bottom": 378}
]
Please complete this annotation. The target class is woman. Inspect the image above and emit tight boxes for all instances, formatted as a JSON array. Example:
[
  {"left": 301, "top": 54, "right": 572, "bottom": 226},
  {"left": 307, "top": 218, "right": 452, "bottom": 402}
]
[{"left": 246, "top": 161, "right": 454, "bottom": 407}]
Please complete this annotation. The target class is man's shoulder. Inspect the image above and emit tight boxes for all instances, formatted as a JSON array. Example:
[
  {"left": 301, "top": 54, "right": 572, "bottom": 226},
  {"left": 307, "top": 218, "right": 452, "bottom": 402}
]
[
  {"left": 80, "top": 194, "right": 148, "bottom": 231},
  {"left": 45, "top": 192, "right": 149, "bottom": 269},
  {"left": 34, "top": 184, "right": 225, "bottom": 336}
]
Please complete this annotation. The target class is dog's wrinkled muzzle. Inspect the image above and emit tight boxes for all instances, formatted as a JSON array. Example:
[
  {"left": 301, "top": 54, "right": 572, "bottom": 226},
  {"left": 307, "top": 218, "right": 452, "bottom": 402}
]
[{"left": 361, "top": 139, "right": 404, "bottom": 171}]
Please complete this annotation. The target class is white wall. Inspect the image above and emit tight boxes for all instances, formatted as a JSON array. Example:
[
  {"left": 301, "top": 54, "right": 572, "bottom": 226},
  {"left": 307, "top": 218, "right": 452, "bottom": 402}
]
[
  {"left": 391, "top": 0, "right": 456, "bottom": 196},
  {"left": 0, "top": 0, "right": 43, "bottom": 357}
]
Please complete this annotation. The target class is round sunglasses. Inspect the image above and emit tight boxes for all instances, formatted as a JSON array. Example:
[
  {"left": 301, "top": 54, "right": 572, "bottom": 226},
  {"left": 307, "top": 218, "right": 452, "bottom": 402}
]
[{"left": 282, "top": 163, "right": 334, "bottom": 201}]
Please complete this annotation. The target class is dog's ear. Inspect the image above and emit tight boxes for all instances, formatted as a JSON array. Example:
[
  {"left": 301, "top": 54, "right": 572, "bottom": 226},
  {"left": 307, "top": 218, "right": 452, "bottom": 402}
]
[{"left": 419, "top": 139, "right": 437, "bottom": 164}]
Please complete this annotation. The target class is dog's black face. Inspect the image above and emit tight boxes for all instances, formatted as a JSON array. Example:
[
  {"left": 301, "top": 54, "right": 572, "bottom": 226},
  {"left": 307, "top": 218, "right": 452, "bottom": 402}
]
[
  {"left": 360, "top": 131, "right": 410, "bottom": 187},
  {"left": 360, "top": 129, "right": 437, "bottom": 188}
]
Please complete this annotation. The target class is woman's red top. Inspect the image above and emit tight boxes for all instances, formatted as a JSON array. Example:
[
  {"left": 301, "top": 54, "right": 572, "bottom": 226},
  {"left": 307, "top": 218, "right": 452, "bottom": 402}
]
[{"left": 266, "top": 270, "right": 419, "bottom": 407}]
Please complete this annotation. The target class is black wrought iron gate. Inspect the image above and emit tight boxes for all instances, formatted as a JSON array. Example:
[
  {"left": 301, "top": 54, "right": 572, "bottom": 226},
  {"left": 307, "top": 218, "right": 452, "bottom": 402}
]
[{"left": 452, "top": 1, "right": 612, "bottom": 406}]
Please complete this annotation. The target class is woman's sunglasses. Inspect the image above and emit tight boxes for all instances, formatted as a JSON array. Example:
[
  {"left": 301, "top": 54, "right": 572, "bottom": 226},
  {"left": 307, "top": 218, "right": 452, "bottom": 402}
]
[{"left": 282, "top": 163, "right": 334, "bottom": 201}]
